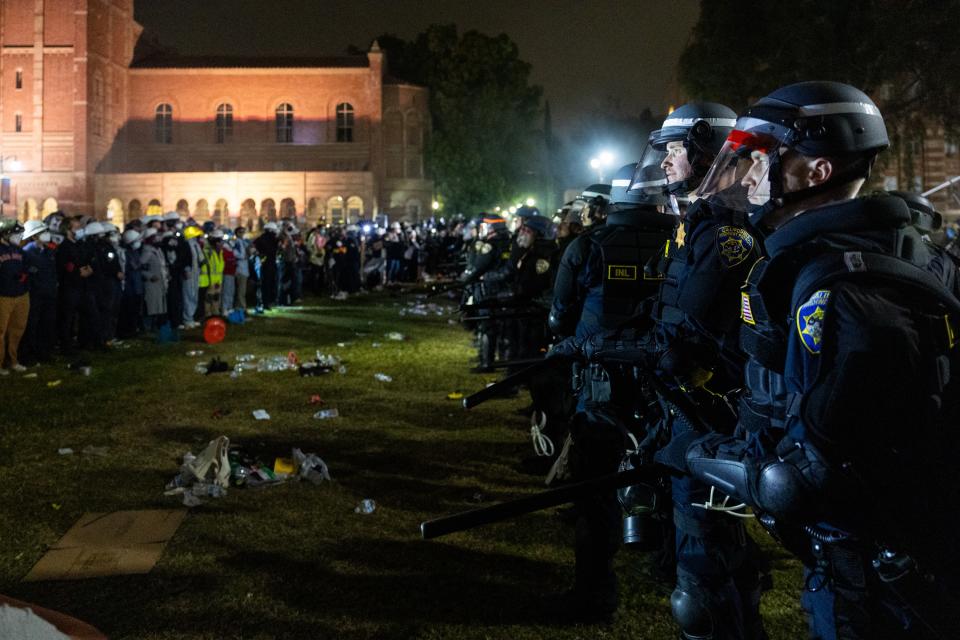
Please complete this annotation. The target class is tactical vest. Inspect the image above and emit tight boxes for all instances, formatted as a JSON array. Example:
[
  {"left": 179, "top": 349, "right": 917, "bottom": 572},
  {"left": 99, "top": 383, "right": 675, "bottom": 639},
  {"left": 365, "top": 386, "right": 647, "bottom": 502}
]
[
  {"left": 650, "top": 203, "right": 758, "bottom": 340},
  {"left": 589, "top": 210, "right": 674, "bottom": 322},
  {"left": 738, "top": 234, "right": 960, "bottom": 449}
]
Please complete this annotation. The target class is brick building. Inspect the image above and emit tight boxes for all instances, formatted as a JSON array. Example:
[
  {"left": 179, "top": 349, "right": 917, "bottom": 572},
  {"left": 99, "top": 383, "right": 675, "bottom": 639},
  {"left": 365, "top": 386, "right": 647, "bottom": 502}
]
[{"left": 0, "top": 0, "right": 433, "bottom": 225}]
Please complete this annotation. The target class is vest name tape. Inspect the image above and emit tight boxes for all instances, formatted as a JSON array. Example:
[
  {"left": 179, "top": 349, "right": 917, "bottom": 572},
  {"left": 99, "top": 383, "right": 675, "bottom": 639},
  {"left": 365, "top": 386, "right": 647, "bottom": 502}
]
[
  {"left": 797, "top": 289, "right": 831, "bottom": 354},
  {"left": 607, "top": 264, "right": 637, "bottom": 280}
]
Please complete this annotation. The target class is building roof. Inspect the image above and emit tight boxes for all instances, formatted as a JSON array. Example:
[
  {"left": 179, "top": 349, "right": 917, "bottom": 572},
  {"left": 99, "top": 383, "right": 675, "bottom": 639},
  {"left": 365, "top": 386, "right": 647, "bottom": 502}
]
[{"left": 130, "top": 55, "right": 370, "bottom": 69}]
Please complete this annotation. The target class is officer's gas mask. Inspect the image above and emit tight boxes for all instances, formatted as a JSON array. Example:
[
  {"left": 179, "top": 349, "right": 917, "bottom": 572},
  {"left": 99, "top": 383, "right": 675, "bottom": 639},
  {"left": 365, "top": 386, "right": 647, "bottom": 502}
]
[{"left": 617, "top": 452, "right": 669, "bottom": 549}]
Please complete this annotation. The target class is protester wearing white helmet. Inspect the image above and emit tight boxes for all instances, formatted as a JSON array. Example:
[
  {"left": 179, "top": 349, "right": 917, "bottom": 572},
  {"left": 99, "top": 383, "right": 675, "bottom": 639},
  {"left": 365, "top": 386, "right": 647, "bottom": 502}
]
[
  {"left": 117, "top": 229, "right": 144, "bottom": 338},
  {"left": 200, "top": 228, "right": 225, "bottom": 317},
  {"left": 140, "top": 226, "right": 168, "bottom": 330},
  {"left": 0, "top": 218, "right": 29, "bottom": 373},
  {"left": 20, "top": 220, "right": 59, "bottom": 365}
]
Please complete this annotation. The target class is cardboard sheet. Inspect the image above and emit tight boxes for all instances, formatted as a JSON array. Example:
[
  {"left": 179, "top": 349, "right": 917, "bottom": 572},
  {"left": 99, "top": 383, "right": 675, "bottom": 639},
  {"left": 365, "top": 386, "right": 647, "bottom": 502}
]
[{"left": 23, "top": 510, "right": 186, "bottom": 582}]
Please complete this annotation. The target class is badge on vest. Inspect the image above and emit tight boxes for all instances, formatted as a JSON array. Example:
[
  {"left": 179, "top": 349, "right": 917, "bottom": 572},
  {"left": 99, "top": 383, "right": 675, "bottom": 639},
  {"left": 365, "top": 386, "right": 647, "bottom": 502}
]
[
  {"left": 535, "top": 258, "right": 551, "bottom": 275},
  {"left": 607, "top": 264, "right": 637, "bottom": 280},
  {"left": 478, "top": 242, "right": 492, "bottom": 255},
  {"left": 716, "top": 226, "right": 754, "bottom": 268},
  {"left": 796, "top": 289, "right": 830, "bottom": 354}
]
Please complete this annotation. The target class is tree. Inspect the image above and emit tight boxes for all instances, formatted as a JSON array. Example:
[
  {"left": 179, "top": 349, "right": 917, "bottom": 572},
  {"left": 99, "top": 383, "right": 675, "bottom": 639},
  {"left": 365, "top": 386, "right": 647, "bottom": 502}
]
[
  {"left": 374, "top": 26, "right": 543, "bottom": 214},
  {"left": 678, "top": 1, "right": 960, "bottom": 131}
]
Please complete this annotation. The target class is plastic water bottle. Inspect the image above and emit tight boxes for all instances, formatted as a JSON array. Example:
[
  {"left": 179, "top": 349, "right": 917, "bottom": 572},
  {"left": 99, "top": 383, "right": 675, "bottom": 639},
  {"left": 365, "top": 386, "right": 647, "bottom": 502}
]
[{"left": 355, "top": 499, "right": 376, "bottom": 514}]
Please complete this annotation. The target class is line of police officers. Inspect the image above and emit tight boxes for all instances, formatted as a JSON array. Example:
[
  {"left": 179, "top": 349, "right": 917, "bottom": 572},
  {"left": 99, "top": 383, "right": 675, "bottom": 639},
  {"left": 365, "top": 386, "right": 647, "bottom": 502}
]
[{"left": 455, "top": 80, "right": 960, "bottom": 639}]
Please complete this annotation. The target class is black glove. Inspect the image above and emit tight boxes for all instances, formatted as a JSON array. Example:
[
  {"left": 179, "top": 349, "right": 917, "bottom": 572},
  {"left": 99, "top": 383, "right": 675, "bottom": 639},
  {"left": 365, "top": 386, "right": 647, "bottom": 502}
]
[
  {"left": 654, "top": 430, "right": 700, "bottom": 473},
  {"left": 546, "top": 335, "right": 581, "bottom": 360}
]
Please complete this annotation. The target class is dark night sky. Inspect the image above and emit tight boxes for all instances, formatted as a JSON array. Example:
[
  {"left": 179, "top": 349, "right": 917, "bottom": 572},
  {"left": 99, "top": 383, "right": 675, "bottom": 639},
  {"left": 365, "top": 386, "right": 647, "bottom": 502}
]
[{"left": 134, "top": 0, "right": 701, "bottom": 135}]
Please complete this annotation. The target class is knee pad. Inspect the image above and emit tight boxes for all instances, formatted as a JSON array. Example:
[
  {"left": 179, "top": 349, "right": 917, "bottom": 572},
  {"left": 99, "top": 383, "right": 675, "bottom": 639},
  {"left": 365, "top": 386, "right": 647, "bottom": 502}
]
[{"left": 670, "top": 586, "right": 714, "bottom": 640}]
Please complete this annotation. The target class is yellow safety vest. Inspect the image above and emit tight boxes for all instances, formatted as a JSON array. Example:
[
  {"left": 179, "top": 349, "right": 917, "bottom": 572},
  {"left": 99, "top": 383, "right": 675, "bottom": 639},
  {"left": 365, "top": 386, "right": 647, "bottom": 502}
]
[{"left": 199, "top": 247, "right": 224, "bottom": 288}]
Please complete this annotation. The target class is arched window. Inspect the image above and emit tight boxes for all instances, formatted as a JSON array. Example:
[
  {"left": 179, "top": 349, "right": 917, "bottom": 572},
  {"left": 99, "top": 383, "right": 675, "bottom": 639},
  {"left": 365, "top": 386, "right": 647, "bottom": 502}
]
[
  {"left": 276, "top": 103, "right": 293, "bottom": 143},
  {"left": 215, "top": 103, "right": 233, "bottom": 143},
  {"left": 327, "top": 196, "right": 344, "bottom": 222},
  {"left": 336, "top": 103, "right": 354, "bottom": 142},
  {"left": 346, "top": 196, "right": 363, "bottom": 222},
  {"left": 155, "top": 103, "right": 172, "bottom": 144}
]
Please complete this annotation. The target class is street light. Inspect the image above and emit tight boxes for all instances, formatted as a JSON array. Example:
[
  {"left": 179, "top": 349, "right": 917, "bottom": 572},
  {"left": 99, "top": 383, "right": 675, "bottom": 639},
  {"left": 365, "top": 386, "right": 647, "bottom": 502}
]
[
  {"left": 589, "top": 150, "right": 615, "bottom": 183},
  {"left": 0, "top": 155, "right": 20, "bottom": 218},
  {"left": 525, "top": 197, "right": 536, "bottom": 207}
]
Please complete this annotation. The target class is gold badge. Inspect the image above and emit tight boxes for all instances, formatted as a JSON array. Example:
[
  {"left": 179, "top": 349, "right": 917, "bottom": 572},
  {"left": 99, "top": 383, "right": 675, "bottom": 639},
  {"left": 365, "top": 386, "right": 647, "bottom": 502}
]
[{"left": 535, "top": 259, "right": 550, "bottom": 274}]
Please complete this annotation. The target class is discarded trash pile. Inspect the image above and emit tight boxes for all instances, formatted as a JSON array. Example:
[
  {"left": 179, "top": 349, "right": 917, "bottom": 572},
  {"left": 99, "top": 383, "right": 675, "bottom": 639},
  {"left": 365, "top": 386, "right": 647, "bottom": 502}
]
[
  {"left": 191, "top": 351, "right": 347, "bottom": 377},
  {"left": 164, "top": 436, "right": 331, "bottom": 507},
  {"left": 398, "top": 300, "right": 451, "bottom": 317}
]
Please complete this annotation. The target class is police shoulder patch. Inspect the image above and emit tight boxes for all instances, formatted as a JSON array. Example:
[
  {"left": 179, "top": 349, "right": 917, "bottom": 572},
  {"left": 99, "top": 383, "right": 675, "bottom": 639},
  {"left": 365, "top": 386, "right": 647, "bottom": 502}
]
[
  {"left": 535, "top": 258, "right": 550, "bottom": 274},
  {"left": 796, "top": 289, "right": 831, "bottom": 354},
  {"left": 716, "top": 226, "right": 754, "bottom": 268},
  {"left": 478, "top": 242, "right": 493, "bottom": 255}
]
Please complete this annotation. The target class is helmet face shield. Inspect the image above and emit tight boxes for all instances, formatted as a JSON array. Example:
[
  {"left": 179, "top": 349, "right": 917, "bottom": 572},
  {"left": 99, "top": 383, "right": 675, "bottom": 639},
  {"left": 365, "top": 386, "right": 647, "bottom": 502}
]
[
  {"left": 695, "top": 117, "right": 795, "bottom": 213},
  {"left": 628, "top": 143, "right": 668, "bottom": 195}
]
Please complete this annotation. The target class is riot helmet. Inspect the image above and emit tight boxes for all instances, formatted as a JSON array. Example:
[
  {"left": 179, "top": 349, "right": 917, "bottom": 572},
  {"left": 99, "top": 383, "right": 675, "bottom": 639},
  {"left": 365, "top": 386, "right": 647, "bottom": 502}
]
[
  {"left": 479, "top": 214, "right": 507, "bottom": 238},
  {"left": 640, "top": 102, "right": 737, "bottom": 197},
  {"left": 579, "top": 184, "right": 611, "bottom": 227},
  {"left": 612, "top": 163, "right": 668, "bottom": 210},
  {"left": 520, "top": 214, "right": 555, "bottom": 240},
  {"left": 890, "top": 191, "right": 942, "bottom": 233},
  {"left": 696, "top": 81, "right": 889, "bottom": 224}
]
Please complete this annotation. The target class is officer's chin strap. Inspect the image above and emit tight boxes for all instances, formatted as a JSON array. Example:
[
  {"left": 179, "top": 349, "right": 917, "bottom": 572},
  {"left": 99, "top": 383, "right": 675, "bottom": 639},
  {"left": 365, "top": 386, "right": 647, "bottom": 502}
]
[{"left": 694, "top": 485, "right": 754, "bottom": 519}]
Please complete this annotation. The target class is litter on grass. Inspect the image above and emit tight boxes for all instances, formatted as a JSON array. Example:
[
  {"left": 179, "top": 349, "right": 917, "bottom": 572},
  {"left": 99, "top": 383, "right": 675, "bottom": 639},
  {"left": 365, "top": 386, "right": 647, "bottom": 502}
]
[
  {"left": 373, "top": 373, "right": 392, "bottom": 382},
  {"left": 385, "top": 332, "right": 405, "bottom": 341},
  {"left": 252, "top": 409, "right": 271, "bottom": 420},
  {"left": 355, "top": 499, "right": 376, "bottom": 514},
  {"left": 185, "top": 350, "right": 204, "bottom": 357},
  {"left": 313, "top": 408, "right": 339, "bottom": 419},
  {"left": 58, "top": 448, "right": 74, "bottom": 455}
]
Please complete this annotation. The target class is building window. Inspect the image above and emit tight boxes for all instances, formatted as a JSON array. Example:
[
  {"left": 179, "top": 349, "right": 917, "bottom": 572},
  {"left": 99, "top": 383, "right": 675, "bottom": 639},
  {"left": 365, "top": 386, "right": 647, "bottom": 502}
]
[
  {"left": 155, "top": 103, "right": 172, "bottom": 144},
  {"left": 15, "top": 70, "right": 23, "bottom": 90},
  {"left": 92, "top": 73, "right": 104, "bottom": 137},
  {"left": 275, "top": 103, "right": 293, "bottom": 143},
  {"left": 215, "top": 103, "right": 233, "bottom": 143},
  {"left": 336, "top": 103, "right": 354, "bottom": 142},
  {"left": 15, "top": 113, "right": 22, "bottom": 132},
  {"left": 946, "top": 138, "right": 959, "bottom": 157}
]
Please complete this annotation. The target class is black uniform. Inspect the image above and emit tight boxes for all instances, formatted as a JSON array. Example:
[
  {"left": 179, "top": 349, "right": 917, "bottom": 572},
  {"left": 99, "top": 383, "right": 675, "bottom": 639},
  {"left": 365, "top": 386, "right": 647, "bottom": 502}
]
[
  {"left": 57, "top": 236, "right": 100, "bottom": 352},
  {"left": 550, "top": 207, "right": 675, "bottom": 618}
]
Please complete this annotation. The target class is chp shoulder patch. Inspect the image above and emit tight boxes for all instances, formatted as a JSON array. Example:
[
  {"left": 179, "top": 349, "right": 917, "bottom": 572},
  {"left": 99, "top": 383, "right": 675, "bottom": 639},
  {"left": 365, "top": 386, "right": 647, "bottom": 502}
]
[
  {"left": 796, "top": 289, "right": 830, "bottom": 354},
  {"left": 535, "top": 258, "right": 551, "bottom": 275},
  {"left": 716, "top": 226, "right": 754, "bottom": 268}
]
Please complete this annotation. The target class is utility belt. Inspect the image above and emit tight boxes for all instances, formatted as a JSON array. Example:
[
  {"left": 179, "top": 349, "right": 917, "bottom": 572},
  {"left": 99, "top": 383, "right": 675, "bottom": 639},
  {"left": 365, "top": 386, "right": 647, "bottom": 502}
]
[{"left": 573, "top": 361, "right": 645, "bottom": 407}]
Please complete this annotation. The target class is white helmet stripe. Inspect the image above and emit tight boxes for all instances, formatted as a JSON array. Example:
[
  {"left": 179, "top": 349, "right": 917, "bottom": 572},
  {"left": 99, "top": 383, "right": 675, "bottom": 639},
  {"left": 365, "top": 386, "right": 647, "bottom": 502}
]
[
  {"left": 799, "top": 101, "right": 881, "bottom": 117},
  {"left": 661, "top": 116, "right": 738, "bottom": 128}
]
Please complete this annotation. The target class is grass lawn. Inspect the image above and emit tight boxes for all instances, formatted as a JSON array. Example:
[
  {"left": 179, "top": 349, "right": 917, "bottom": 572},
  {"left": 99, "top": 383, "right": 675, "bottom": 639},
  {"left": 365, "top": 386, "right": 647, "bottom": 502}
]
[{"left": 0, "top": 291, "right": 807, "bottom": 639}]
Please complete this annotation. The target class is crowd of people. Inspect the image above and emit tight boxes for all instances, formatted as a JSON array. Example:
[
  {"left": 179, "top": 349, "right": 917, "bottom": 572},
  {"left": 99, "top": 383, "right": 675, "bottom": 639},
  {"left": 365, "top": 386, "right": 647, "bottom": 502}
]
[
  {"left": 443, "top": 82, "right": 960, "bottom": 640},
  {"left": 0, "top": 211, "right": 468, "bottom": 373}
]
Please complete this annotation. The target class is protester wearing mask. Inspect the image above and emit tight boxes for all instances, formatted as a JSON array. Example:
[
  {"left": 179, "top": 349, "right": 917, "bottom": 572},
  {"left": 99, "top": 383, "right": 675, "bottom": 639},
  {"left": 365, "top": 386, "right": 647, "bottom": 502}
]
[
  {"left": 231, "top": 227, "right": 250, "bottom": 312},
  {"left": 0, "top": 218, "right": 29, "bottom": 374},
  {"left": 199, "top": 228, "right": 225, "bottom": 317},
  {"left": 117, "top": 229, "right": 144, "bottom": 338},
  {"left": 140, "top": 227, "right": 168, "bottom": 330},
  {"left": 181, "top": 225, "right": 204, "bottom": 328},
  {"left": 57, "top": 215, "right": 98, "bottom": 353},
  {"left": 20, "top": 220, "right": 58, "bottom": 365}
]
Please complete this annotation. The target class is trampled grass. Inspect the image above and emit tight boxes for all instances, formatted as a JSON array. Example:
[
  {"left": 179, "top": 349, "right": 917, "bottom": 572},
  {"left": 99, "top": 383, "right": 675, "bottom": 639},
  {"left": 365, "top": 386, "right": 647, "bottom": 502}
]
[{"left": 0, "top": 291, "right": 807, "bottom": 639}]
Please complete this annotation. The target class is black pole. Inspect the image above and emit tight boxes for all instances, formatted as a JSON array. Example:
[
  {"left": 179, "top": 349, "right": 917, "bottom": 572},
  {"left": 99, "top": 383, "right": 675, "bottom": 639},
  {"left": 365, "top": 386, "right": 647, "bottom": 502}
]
[{"left": 420, "top": 463, "right": 675, "bottom": 539}]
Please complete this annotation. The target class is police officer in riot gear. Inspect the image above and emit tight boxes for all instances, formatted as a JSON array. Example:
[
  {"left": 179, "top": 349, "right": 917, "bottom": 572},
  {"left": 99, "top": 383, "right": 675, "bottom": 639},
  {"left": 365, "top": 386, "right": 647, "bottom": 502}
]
[
  {"left": 548, "top": 165, "right": 675, "bottom": 622},
  {"left": 618, "top": 103, "right": 775, "bottom": 640},
  {"left": 657, "top": 81, "right": 959, "bottom": 639},
  {"left": 460, "top": 214, "right": 511, "bottom": 372}
]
